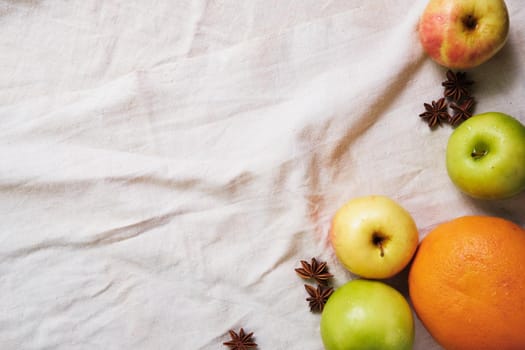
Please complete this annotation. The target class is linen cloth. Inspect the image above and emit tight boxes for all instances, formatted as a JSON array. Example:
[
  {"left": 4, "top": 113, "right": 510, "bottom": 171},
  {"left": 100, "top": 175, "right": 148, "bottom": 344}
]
[{"left": 1, "top": 1, "right": 524, "bottom": 349}]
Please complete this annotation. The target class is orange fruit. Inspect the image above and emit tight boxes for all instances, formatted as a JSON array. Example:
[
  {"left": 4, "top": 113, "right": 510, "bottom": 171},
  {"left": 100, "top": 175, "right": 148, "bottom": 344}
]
[{"left": 408, "top": 215, "right": 525, "bottom": 350}]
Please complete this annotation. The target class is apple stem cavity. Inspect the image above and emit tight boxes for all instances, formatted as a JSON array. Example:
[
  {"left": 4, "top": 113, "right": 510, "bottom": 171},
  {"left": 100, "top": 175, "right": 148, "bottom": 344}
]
[
  {"left": 462, "top": 14, "right": 478, "bottom": 31},
  {"left": 372, "top": 232, "right": 387, "bottom": 258}
]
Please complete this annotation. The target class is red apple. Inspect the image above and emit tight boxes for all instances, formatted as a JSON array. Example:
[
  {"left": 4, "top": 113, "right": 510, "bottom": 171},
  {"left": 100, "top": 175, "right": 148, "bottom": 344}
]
[{"left": 418, "top": 0, "right": 509, "bottom": 69}]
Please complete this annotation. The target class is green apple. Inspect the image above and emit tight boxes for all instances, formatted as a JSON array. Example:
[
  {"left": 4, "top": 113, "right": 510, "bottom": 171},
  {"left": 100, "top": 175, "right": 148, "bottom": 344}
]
[
  {"left": 418, "top": 0, "right": 509, "bottom": 69},
  {"left": 329, "top": 195, "right": 419, "bottom": 279},
  {"left": 321, "top": 279, "right": 414, "bottom": 350},
  {"left": 446, "top": 112, "right": 525, "bottom": 199}
]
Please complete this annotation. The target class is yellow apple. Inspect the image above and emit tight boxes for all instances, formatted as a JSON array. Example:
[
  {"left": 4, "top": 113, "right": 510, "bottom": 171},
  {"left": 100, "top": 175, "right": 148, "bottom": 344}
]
[
  {"left": 329, "top": 195, "right": 419, "bottom": 279},
  {"left": 418, "top": 0, "right": 509, "bottom": 69}
]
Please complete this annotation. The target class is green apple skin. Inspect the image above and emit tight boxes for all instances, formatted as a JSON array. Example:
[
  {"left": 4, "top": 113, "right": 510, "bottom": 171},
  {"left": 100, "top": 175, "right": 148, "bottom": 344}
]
[
  {"left": 418, "top": 0, "right": 509, "bottom": 69},
  {"left": 446, "top": 112, "right": 525, "bottom": 199},
  {"left": 329, "top": 196, "right": 419, "bottom": 279},
  {"left": 321, "top": 279, "right": 414, "bottom": 350}
]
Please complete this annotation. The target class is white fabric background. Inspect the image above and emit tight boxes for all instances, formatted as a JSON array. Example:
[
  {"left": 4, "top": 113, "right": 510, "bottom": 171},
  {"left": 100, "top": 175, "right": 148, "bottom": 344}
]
[{"left": 1, "top": 0, "right": 524, "bottom": 349}]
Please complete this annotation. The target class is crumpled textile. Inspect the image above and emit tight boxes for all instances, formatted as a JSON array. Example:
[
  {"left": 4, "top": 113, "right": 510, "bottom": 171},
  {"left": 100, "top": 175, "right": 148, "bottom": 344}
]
[{"left": 1, "top": 0, "right": 524, "bottom": 349}]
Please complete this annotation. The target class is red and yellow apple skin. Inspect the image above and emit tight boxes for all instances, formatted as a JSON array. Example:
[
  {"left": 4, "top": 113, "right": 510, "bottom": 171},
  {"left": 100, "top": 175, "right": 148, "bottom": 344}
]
[{"left": 418, "top": 0, "right": 509, "bottom": 69}]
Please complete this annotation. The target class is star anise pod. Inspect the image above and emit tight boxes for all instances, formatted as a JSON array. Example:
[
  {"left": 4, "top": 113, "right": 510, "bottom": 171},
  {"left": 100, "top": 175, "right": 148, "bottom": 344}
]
[
  {"left": 450, "top": 97, "right": 475, "bottom": 126},
  {"left": 295, "top": 258, "right": 333, "bottom": 285},
  {"left": 223, "top": 328, "right": 257, "bottom": 349},
  {"left": 419, "top": 97, "right": 450, "bottom": 128},
  {"left": 305, "top": 284, "right": 334, "bottom": 313},
  {"left": 442, "top": 70, "right": 474, "bottom": 102}
]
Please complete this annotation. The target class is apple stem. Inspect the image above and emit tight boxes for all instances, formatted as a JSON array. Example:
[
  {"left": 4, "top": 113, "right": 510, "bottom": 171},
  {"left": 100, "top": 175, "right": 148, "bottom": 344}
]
[
  {"left": 372, "top": 232, "right": 386, "bottom": 257},
  {"left": 471, "top": 149, "right": 487, "bottom": 159}
]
